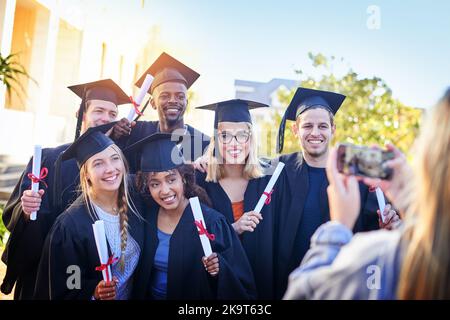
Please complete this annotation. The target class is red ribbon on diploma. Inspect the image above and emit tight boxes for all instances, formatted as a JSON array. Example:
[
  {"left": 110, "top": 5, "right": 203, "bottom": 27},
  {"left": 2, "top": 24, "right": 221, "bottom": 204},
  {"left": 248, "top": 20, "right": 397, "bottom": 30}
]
[
  {"left": 95, "top": 255, "right": 118, "bottom": 282},
  {"left": 194, "top": 220, "right": 215, "bottom": 241},
  {"left": 27, "top": 167, "right": 49, "bottom": 188},
  {"left": 263, "top": 189, "right": 274, "bottom": 205},
  {"left": 368, "top": 186, "right": 376, "bottom": 193},
  {"left": 129, "top": 96, "right": 143, "bottom": 116}
]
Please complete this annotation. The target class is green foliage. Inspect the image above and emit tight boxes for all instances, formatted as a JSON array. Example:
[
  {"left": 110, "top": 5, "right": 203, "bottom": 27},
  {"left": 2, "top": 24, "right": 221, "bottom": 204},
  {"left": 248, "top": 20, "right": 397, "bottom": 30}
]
[
  {"left": 260, "top": 53, "right": 422, "bottom": 157},
  {"left": 0, "top": 203, "right": 7, "bottom": 248},
  {"left": 0, "top": 52, "right": 36, "bottom": 102}
]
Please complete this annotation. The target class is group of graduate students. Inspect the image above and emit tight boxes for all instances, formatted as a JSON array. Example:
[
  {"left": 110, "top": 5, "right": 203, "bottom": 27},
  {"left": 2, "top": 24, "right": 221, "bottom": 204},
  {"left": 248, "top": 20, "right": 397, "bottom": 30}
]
[{"left": 0, "top": 52, "right": 400, "bottom": 300}]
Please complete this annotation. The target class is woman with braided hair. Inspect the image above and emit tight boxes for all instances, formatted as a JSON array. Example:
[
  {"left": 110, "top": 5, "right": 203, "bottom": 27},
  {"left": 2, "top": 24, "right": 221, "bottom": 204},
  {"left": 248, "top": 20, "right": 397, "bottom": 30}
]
[{"left": 34, "top": 123, "right": 146, "bottom": 300}]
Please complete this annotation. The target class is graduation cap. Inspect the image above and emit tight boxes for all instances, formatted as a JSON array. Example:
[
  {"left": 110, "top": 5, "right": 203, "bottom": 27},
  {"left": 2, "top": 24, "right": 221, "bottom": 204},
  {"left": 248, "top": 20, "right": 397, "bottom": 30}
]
[
  {"left": 135, "top": 52, "right": 200, "bottom": 94},
  {"left": 124, "top": 133, "right": 185, "bottom": 172},
  {"left": 61, "top": 121, "right": 117, "bottom": 167},
  {"left": 196, "top": 99, "right": 269, "bottom": 129},
  {"left": 68, "top": 79, "right": 130, "bottom": 140},
  {"left": 277, "top": 87, "right": 346, "bottom": 153},
  {"left": 53, "top": 122, "right": 117, "bottom": 211}
]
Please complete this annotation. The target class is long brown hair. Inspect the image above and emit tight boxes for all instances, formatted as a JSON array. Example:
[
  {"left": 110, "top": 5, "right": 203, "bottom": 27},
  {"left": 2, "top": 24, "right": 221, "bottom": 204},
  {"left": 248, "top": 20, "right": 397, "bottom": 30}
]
[
  {"left": 397, "top": 90, "right": 450, "bottom": 299},
  {"left": 136, "top": 164, "right": 212, "bottom": 207},
  {"left": 80, "top": 144, "right": 141, "bottom": 271}
]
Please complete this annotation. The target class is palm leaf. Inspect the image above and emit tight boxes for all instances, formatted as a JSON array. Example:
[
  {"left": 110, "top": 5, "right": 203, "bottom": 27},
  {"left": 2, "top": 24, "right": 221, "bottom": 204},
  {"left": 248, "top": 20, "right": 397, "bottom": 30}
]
[{"left": 0, "top": 52, "right": 37, "bottom": 103}]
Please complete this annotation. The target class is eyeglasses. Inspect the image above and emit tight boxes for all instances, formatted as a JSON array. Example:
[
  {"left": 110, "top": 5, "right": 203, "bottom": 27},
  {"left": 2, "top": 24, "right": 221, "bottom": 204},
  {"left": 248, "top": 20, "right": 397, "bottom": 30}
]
[{"left": 217, "top": 131, "right": 251, "bottom": 144}]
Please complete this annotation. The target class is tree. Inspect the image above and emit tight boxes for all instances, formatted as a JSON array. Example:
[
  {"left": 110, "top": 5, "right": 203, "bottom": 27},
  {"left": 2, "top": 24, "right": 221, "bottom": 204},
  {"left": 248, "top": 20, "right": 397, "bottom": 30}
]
[{"left": 259, "top": 53, "right": 422, "bottom": 158}]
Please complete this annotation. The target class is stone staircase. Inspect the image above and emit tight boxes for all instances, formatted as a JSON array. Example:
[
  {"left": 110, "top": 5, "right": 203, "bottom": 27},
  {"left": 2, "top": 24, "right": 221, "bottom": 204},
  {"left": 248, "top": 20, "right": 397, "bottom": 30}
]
[{"left": 0, "top": 155, "right": 26, "bottom": 202}]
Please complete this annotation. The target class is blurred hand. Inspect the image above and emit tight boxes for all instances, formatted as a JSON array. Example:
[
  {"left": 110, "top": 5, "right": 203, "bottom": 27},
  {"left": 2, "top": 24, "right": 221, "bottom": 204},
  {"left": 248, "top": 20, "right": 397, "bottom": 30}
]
[
  {"left": 202, "top": 253, "right": 219, "bottom": 277},
  {"left": 94, "top": 277, "right": 118, "bottom": 300},
  {"left": 21, "top": 189, "right": 45, "bottom": 219},
  {"left": 378, "top": 204, "right": 402, "bottom": 230},
  {"left": 232, "top": 211, "right": 262, "bottom": 235},
  {"left": 110, "top": 118, "right": 136, "bottom": 140},
  {"left": 326, "top": 147, "right": 361, "bottom": 230},
  {"left": 362, "top": 144, "right": 412, "bottom": 213},
  {"left": 193, "top": 155, "right": 209, "bottom": 173}
]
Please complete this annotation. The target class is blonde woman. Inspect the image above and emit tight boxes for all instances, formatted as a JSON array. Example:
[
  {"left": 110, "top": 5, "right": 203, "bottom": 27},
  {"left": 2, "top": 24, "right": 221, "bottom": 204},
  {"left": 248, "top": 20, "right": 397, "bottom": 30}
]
[
  {"left": 284, "top": 89, "right": 450, "bottom": 299},
  {"left": 34, "top": 123, "right": 145, "bottom": 300},
  {"left": 195, "top": 99, "right": 288, "bottom": 300}
]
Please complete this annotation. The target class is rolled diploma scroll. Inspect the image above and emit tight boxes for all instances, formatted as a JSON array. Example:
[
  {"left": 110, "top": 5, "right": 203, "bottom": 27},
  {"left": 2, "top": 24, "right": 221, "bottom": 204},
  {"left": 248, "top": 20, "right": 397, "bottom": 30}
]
[
  {"left": 375, "top": 187, "right": 387, "bottom": 223},
  {"left": 253, "top": 161, "right": 285, "bottom": 214},
  {"left": 30, "top": 145, "right": 42, "bottom": 221},
  {"left": 190, "top": 196, "right": 213, "bottom": 257},
  {"left": 92, "top": 220, "right": 112, "bottom": 282},
  {"left": 127, "top": 74, "right": 154, "bottom": 121}
]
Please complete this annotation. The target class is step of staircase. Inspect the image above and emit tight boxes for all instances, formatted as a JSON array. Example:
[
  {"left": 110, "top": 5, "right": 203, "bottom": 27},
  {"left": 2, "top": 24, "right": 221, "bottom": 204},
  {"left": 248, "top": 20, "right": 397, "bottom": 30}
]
[
  {"left": 0, "top": 186, "right": 14, "bottom": 201},
  {"left": 0, "top": 172, "right": 20, "bottom": 188}
]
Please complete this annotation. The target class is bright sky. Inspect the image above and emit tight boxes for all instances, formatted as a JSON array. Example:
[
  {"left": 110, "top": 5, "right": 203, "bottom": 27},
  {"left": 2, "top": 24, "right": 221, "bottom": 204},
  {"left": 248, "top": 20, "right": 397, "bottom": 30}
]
[{"left": 133, "top": 0, "right": 449, "bottom": 109}]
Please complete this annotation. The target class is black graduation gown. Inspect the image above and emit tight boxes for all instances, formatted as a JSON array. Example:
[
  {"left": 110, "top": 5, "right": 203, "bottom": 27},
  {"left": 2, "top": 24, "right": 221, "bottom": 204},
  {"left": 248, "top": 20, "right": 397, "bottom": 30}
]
[
  {"left": 33, "top": 194, "right": 146, "bottom": 300},
  {"left": 0, "top": 143, "right": 79, "bottom": 299},
  {"left": 132, "top": 202, "right": 257, "bottom": 300},
  {"left": 196, "top": 171, "right": 288, "bottom": 300},
  {"left": 274, "top": 152, "right": 380, "bottom": 299},
  {"left": 117, "top": 121, "right": 210, "bottom": 173}
]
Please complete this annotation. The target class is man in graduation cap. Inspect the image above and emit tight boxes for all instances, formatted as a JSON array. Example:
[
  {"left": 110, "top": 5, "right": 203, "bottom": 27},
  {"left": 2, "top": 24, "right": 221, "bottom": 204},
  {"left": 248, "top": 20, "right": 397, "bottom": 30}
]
[
  {"left": 111, "top": 52, "right": 210, "bottom": 173},
  {"left": 274, "top": 87, "right": 398, "bottom": 299},
  {"left": 1, "top": 79, "right": 129, "bottom": 300}
]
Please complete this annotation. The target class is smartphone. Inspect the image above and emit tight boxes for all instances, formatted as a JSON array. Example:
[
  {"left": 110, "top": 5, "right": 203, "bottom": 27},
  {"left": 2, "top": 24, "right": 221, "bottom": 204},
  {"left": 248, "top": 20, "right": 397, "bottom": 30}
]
[{"left": 336, "top": 143, "right": 395, "bottom": 180}]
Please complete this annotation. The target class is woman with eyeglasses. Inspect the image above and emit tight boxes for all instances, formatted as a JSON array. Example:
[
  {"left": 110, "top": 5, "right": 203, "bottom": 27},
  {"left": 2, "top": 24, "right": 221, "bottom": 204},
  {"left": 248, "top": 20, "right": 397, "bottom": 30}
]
[{"left": 195, "top": 99, "right": 288, "bottom": 300}]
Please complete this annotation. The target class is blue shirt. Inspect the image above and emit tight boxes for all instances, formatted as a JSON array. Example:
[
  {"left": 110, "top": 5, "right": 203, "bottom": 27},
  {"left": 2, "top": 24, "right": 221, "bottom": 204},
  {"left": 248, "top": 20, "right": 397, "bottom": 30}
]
[
  {"left": 294, "top": 165, "right": 327, "bottom": 264},
  {"left": 151, "top": 229, "right": 171, "bottom": 300}
]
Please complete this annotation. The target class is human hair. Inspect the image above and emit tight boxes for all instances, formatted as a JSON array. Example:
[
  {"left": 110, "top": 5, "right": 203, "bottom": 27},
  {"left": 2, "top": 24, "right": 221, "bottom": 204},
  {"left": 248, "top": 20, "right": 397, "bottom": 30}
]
[
  {"left": 79, "top": 144, "right": 141, "bottom": 271},
  {"left": 397, "top": 90, "right": 450, "bottom": 299},
  {"left": 136, "top": 164, "right": 212, "bottom": 207},
  {"left": 205, "top": 122, "right": 263, "bottom": 182}
]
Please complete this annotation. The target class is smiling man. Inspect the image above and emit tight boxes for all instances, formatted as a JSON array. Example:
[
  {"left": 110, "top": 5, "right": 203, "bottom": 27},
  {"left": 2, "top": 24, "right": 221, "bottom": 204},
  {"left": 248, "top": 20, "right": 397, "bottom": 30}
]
[
  {"left": 1, "top": 79, "right": 129, "bottom": 300},
  {"left": 114, "top": 53, "right": 210, "bottom": 172},
  {"left": 273, "top": 87, "right": 382, "bottom": 299}
]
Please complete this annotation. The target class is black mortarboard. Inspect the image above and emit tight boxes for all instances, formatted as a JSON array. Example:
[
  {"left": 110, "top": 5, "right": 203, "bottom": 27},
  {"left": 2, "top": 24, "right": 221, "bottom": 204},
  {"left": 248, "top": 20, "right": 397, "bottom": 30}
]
[
  {"left": 124, "top": 133, "right": 185, "bottom": 172},
  {"left": 277, "top": 87, "right": 346, "bottom": 153},
  {"left": 53, "top": 122, "right": 117, "bottom": 212},
  {"left": 68, "top": 79, "right": 129, "bottom": 140},
  {"left": 61, "top": 121, "right": 117, "bottom": 167},
  {"left": 196, "top": 99, "right": 269, "bottom": 129},
  {"left": 135, "top": 52, "right": 200, "bottom": 94}
]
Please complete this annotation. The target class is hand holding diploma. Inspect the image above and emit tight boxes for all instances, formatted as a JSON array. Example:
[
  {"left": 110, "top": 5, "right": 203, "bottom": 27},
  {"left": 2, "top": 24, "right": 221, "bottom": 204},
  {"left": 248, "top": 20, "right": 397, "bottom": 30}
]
[
  {"left": 21, "top": 189, "right": 45, "bottom": 220},
  {"left": 110, "top": 117, "right": 136, "bottom": 140},
  {"left": 232, "top": 211, "right": 262, "bottom": 235},
  {"left": 378, "top": 203, "right": 402, "bottom": 230},
  {"left": 94, "top": 277, "right": 118, "bottom": 300},
  {"left": 25, "top": 145, "right": 48, "bottom": 220},
  {"left": 202, "top": 253, "right": 219, "bottom": 277}
]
